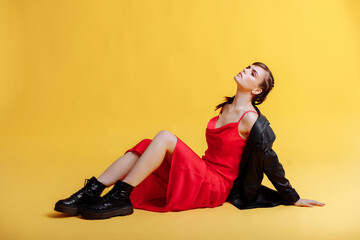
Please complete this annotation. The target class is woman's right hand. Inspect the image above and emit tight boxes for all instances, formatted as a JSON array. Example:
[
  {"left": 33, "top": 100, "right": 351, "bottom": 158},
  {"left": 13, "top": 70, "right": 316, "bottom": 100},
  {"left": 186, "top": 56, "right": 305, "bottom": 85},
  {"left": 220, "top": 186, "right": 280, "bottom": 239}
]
[{"left": 293, "top": 198, "right": 325, "bottom": 207}]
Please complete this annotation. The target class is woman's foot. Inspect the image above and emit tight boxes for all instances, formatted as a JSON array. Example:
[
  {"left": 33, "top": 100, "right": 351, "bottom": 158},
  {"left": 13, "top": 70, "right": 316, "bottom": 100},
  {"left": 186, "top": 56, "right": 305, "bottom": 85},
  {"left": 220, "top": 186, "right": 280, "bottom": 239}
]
[
  {"left": 80, "top": 180, "right": 134, "bottom": 219},
  {"left": 54, "top": 176, "right": 107, "bottom": 215}
]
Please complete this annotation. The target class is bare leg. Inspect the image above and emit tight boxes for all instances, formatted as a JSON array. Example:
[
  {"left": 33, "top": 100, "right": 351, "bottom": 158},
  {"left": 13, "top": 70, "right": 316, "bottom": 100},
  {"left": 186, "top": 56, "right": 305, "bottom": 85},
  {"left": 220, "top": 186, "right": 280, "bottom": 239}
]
[
  {"left": 97, "top": 130, "right": 177, "bottom": 187},
  {"left": 122, "top": 130, "right": 177, "bottom": 187},
  {"left": 97, "top": 151, "right": 140, "bottom": 187}
]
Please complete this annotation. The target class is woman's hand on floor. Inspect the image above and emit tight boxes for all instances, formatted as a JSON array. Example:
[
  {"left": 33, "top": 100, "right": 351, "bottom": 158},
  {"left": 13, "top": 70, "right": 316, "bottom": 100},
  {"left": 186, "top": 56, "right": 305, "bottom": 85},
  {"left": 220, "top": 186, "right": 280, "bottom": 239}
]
[{"left": 293, "top": 198, "right": 325, "bottom": 207}]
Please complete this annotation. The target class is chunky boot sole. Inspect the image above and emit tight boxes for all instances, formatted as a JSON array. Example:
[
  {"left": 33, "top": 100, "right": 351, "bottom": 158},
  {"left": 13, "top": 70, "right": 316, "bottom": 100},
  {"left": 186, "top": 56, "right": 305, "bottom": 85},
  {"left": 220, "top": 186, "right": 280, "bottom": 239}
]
[
  {"left": 80, "top": 205, "right": 133, "bottom": 219},
  {"left": 54, "top": 203, "right": 81, "bottom": 215}
]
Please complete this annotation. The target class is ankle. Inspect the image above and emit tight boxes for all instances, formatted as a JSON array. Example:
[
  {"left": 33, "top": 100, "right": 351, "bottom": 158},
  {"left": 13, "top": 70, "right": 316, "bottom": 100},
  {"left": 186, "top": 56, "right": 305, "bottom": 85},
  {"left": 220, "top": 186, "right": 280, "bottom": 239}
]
[
  {"left": 94, "top": 177, "right": 108, "bottom": 188},
  {"left": 121, "top": 180, "right": 135, "bottom": 192},
  {"left": 93, "top": 176, "right": 111, "bottom": 188}
]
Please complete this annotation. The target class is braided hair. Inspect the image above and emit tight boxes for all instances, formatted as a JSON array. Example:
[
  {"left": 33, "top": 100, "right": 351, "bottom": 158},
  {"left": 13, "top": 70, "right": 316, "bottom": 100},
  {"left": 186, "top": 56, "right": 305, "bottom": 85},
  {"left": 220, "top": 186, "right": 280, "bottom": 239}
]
[{"left": 215, "top": 61, "right": 275, "bottom": 111}]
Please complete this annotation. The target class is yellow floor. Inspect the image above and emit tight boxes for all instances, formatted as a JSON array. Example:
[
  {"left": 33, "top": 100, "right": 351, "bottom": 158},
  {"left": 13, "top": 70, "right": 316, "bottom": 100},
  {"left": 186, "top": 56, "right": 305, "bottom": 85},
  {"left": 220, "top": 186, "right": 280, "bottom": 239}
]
[{"left": 1, "top": 150, "right": 359, "bottom": 240}]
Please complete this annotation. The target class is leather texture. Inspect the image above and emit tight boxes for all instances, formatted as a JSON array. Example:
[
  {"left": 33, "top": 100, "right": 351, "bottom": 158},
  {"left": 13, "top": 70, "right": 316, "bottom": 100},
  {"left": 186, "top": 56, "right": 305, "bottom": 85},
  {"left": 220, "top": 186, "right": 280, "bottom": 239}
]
[
  {"left": 226, "top": 105, "right": 300, "bottom": 209},
  {"left": 54, "top": 176, "right": 106, "bottom": 214},
  {"left": 82, "top": 180, "right": 134, "bottom": 212}
]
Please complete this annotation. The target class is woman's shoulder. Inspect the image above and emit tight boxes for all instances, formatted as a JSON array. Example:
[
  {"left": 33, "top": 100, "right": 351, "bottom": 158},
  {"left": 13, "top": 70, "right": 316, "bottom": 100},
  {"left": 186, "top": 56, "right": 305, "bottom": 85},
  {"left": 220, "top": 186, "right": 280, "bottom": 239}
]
[{"left": 241, "top": 111, "right": 259, "bottom": 133}]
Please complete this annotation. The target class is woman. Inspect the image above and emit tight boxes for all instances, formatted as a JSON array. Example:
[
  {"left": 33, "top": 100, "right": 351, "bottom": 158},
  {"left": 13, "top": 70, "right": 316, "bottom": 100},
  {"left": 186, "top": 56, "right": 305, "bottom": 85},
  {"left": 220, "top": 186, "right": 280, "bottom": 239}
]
[{"left": 54, "top": 62, "right": 325, "bottom": 219}]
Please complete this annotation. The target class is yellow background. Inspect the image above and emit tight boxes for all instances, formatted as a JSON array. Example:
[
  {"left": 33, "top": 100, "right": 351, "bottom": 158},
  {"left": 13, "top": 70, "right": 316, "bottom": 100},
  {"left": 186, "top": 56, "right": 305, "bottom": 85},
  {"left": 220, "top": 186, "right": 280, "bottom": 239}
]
[{"left": 1, "top": 0, "right": 359, "bottom": 239}]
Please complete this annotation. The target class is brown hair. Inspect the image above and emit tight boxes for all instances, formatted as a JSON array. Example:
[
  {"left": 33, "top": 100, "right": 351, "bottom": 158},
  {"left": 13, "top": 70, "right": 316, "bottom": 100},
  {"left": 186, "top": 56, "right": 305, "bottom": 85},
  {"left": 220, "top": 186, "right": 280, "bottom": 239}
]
[{"left": 214, "top": 61, "right": 275, "bottom": 111}]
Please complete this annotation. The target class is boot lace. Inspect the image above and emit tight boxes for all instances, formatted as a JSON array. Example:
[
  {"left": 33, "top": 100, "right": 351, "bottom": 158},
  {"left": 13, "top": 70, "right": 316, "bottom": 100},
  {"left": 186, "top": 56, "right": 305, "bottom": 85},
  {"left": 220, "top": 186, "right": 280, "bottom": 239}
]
[
  {"left": 84, "top": 178, "right": 90, "bottom": 186},
  {"left": 68, "top": 178, "right": 92, "bottom": 198}
]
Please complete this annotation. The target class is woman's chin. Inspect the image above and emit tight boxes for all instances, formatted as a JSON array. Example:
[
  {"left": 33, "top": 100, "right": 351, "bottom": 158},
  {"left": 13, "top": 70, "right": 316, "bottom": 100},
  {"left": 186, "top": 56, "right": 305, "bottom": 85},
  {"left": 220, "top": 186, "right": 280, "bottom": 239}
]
[{"left": 234, "top": 76, "right": 241, "bottom": 84}]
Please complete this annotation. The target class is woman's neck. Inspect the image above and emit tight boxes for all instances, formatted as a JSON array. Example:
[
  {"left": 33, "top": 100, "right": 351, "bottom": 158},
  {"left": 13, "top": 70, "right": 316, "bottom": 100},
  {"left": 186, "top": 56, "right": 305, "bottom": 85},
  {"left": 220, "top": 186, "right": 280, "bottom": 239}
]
[{"left": 230, "top": 91, "right": 254, "bottom": 111}]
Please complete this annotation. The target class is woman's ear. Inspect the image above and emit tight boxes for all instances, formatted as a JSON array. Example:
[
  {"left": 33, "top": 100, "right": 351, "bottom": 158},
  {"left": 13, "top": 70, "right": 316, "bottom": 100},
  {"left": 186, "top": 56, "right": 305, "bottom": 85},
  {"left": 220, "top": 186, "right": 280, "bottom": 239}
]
[{"left": 252, "top": 88, "right": 262, "bottom": 95}]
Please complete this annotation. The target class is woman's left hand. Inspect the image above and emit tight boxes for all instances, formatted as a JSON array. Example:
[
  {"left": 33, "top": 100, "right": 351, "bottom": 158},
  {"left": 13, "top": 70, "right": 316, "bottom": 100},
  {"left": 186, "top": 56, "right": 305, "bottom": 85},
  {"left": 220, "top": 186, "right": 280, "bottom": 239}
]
[{"left": 293, "top": 198, "right": 325, "bottom": 207}]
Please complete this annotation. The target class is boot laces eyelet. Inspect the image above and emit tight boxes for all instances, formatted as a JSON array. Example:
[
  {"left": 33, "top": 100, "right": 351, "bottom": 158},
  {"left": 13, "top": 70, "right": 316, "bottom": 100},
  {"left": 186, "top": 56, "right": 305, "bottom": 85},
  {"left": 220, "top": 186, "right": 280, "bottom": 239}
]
[{"left": 84, "top": 179, "right": 90, "bottom": 186}]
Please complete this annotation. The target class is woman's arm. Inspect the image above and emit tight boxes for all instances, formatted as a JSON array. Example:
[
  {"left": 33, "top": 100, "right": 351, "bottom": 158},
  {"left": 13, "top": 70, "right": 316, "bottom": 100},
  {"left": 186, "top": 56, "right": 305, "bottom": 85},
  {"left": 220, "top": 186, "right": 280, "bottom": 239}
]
[
  {"left": 262, "top": 147, "right": 325, "bottom": 207},
  {"left": 262, "top": 147, "right": 301, "bottom": 205}
]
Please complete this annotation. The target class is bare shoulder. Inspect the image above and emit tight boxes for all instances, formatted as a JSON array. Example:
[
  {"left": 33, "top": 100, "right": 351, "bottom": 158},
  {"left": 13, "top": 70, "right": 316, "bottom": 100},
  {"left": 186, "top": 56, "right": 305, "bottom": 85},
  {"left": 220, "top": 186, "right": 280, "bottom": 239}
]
[{"left": 242, "top": 111, "right": 259, "bottom": 133}]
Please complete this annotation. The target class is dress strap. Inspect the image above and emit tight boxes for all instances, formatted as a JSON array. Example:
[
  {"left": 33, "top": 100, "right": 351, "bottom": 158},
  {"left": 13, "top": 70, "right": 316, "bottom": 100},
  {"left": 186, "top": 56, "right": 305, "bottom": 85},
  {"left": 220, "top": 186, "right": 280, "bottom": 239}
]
[{"left": 237, "top": 110, "right": 258, "bottom": 123}]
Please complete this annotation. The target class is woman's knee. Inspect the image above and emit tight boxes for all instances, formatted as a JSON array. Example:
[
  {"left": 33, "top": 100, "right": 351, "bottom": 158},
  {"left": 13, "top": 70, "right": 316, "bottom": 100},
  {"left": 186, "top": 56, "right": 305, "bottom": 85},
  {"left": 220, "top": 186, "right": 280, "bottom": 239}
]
[{"left": 155, "top": 130, "right": 177, "bottom": 150}]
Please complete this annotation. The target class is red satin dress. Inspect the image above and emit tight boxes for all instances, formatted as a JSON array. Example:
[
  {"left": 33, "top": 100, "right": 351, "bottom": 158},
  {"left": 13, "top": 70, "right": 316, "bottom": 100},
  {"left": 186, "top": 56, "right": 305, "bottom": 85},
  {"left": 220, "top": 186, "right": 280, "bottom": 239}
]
[{"left": 124, "top": 107, "right": 258, "bottom": 212}]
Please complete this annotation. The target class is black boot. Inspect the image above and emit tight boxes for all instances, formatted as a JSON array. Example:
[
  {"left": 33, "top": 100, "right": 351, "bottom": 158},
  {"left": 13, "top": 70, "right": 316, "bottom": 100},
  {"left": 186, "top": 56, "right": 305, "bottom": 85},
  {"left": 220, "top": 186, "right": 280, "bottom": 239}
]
[
  {"left": 54, "top": 176, "right": 107, "bottom": 215},
  {"left": 80, "top": 179, "right": 134, "bottom": 219}
]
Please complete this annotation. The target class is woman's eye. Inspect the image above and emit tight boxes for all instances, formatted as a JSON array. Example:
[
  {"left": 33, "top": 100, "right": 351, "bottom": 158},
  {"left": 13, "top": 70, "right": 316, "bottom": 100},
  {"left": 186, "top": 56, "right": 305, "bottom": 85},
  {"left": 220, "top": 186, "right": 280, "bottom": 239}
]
[
  {"left": 246, "top": 66, "right": 250, "bottom": 69},
  {"left": 251, "top": 73, "right": 255, "bottom": 76}
]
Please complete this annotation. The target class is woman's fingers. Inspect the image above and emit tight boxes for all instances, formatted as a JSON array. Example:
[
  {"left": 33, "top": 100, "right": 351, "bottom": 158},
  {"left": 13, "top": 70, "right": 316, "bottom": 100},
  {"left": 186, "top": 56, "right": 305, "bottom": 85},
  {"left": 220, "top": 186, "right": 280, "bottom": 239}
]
[
  {"left": 294, "top": 198, "right": 325, "bottom": 207},
  {"left": 308, "top": 199, "right": 325, "bottom": 206}
]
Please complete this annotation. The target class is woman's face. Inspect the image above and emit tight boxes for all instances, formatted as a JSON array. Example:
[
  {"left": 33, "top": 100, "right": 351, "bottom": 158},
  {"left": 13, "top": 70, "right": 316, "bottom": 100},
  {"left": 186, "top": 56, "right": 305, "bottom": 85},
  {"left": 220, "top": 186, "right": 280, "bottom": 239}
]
[{"left": 234, "top": 64, "right": 268, "bottom": 95}]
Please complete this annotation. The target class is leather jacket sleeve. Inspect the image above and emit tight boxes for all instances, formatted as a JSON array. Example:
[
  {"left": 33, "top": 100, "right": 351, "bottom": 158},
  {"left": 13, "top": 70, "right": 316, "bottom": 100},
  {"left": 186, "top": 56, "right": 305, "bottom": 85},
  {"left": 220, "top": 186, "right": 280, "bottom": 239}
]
[
  {"left": 227, "top": 120, "right": 301, "bottom": 209},
  {"left": 261, "top": 141, "right": 300, "bottom": 205}
]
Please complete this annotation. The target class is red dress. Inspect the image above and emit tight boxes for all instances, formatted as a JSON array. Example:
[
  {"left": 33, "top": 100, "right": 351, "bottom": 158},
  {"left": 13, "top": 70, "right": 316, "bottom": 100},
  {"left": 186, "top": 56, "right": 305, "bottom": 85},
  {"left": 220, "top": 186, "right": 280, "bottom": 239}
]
[{"left": 124, "top": 107, "right": 258, "bottom": 212}]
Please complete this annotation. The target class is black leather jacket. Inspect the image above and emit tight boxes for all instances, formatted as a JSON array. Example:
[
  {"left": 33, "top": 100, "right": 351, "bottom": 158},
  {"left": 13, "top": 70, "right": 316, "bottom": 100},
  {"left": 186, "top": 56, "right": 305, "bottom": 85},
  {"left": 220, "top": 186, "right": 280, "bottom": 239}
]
[{"left": 226, "top": 105, "right": 300, "bottom": 209}]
